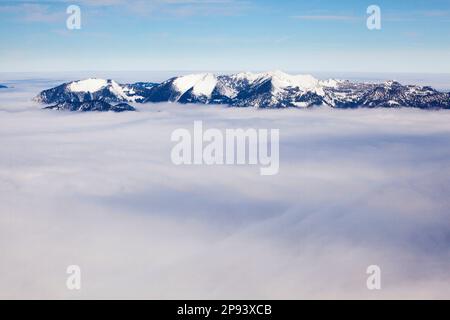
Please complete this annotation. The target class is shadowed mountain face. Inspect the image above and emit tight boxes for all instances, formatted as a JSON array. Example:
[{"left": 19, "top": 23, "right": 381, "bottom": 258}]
[
  {"left": 0, "top": 84, "right": 7, "bottom": 89},
  {"left": 35, "top": 71, "right": 450, "bottom": 111},
  {"left": 44, "top": 100, "right": 136, "bottom": 112},
  {"left": 35, "top": 79, "right": 139, "bottom": 112}
]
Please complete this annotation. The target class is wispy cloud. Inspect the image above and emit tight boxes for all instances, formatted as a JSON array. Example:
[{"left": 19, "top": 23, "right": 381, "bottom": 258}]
[
  {"left": 0, "top": 0, "right": 251, "bottom": 19},
  {"left": 1, "top": 90, "right": 450, "bottom": 299},
  {"left": 20, "top": 3, "right": 63, "bottom": 22},
  {"left": 292, "top": 15, "right": 361, "bottom": 21},
  {"left": 0, "top": 2, "right": 64, "bottom": 23},
  {"left": 422, "top": 10, "right": 450, "bottom": 17},
  {"left": 66, "top": 0, "right": 251, "bottom": 17}
]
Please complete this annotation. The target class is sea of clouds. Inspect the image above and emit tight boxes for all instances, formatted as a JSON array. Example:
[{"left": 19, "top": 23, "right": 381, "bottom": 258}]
[{"left": 0, "top": 76, "right": 449, "bottom": 299}]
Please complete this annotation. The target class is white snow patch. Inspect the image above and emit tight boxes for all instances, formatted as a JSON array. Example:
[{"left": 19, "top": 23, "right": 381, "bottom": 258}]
[
  {"left": 232, "top": 72, "right": 262, "bottom": 83},
  {"left": 108, "top": 80, "right": 131, "bottom": 101},
  {"left": 293, "top": 101, "right": 310, "bottom": 108},
  {"left": 69, "top": 78, "right": 108, "bottom": 93},
  {"left": 192, "top": 73, "right": 217, "bottom": 98},
  {"left": 173, "top": 73, "right": 208, "bottom": 95},
  {"left": 264, "top": 71, "right": 319, "bottom": 90},
  {"left": 171, "top": 73, "right": 218, "bottom": 99}
]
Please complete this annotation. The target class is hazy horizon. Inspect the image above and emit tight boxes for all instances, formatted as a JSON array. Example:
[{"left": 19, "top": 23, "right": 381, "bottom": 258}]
[{"left": 2, "top": 70, "right": 450, "bottom": 91}]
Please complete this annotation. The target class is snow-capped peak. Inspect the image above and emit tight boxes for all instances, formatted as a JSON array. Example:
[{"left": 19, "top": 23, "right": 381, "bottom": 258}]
[
  {"left": 231, "top": 72, "right": 262, "bottom": 83},
  {"left": 173, "top": 73, "right": 208, "bottom": 93},
  {"left": 231, "top": 70, "right": 321, "bottom": 91},
  {"left": 263, "top": 70, "right": 319, "bottom": 90},
  {"left": 65, "top": 78, "right": 143, "bottom": 102},
  {"left": 68, "top": 78, "right": 108, "bottom": 93},
  {"left": 384, "top": 80, "right": 401, "bottom": 87},
  {"left": 320, "top": 79, "right": 344, "bottom": 88}
]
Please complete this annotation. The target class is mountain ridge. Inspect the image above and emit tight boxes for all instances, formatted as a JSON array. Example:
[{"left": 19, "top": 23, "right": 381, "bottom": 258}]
[{"left": 35, "top": 71, "right": 450, "bottom": 111}]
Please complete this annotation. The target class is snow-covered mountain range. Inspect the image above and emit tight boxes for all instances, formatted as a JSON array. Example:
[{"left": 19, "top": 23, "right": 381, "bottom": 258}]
[{"left": 35, "top": 71, "right": 450, "bottom": 111}]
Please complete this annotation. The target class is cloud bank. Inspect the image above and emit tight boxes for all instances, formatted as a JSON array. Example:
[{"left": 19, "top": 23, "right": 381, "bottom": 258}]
[{"left": 0, "top": 78, "right": 449, "bottom": 299}]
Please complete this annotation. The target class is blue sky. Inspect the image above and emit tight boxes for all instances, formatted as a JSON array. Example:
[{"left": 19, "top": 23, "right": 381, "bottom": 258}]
[{"left": 0, "top": 0, "right": 449, "bottom": 73}]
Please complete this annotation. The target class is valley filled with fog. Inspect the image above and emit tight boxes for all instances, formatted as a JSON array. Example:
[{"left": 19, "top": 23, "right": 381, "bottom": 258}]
[{"left": 0, "top": 76, "right": 449, "bottom": 299}]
